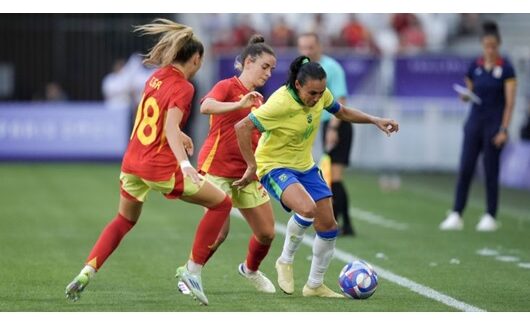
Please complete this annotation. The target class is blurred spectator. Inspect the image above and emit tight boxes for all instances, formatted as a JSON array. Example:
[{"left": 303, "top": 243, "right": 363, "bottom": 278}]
[
  {"left": 45, "top": 81, "right": 68, "bottom": 101},
  {"left": 32, "top": 81, "right": 68, "bottom": 101},
  {"left": 336, "top": 14, "right": 379, "bottom": 54},
  {"left": 232, "top": 15, "right": 257, "bottom": 47},
  {"left": 204, "top": 14, "right": 239, "bottom": 52},
  {"left": 102, "top": 54, "right": 155, "bottom": 129},
  {"left": 302, "top": 13, "right": 334, "bottom": 46},
  {"left": 102, "top": 58, "right": 130, "bottom": 108},
  {"left": 391, "top": 13, "right": 415, "bottom": 35},
  {"left": 458, "top": 13, "right": 481, "bottom": 36},
  {"left": 392, "top": 14, "right": 426, "bottom": 54},
  {"left": 269, "top": 15, "right": 296, "bottom": 47}
]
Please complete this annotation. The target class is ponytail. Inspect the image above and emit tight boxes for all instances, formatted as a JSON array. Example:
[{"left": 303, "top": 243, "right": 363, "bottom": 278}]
[
  {"left": 134, "top": 18, "right": 204, "bottom": 67},
  {"left": 285, "top": 56, "right": 326, "bottom": 89}
]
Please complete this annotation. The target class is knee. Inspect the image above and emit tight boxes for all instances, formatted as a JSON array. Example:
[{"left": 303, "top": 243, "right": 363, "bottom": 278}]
[
  {"left": 315, "top": 221, "right": 338, "bottom": 233},
  {"left": 296, "top": 204, "right": 317, "bottom": 219},
  {"left": 256, "top": 231, "right": 275, "bottom": 244},
  {"left": 211, "top": 195, "right": 232, "bottom": 211}
]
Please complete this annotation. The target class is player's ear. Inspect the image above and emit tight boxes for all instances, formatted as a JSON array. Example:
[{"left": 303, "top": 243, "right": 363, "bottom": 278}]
[
  {"left": 294, "top": 79, "right": 302, "bottom": 91},
  {"left": 192, "top": 52, "right": 202, "bottom": 66},
  {"left": 244, "top": 55, "right": 254, "bottom": 67}
]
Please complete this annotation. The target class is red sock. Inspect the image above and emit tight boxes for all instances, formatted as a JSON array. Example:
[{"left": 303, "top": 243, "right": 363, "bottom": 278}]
[
  {"left": 191, "top": 196, "right": 231, "bottom": 264},
  {"left": 245, "top": 235, "right": 271, "bottom": 272},
  {"left": 86, "top": 214, "right": 136, "bottom": 270},
  {"left": 203, "top": 248, "right": 217, "bottom": 264}
]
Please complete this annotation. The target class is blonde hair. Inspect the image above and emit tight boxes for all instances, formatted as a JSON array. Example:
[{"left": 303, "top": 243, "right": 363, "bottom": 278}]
[{"left": 134, "top": 18, "right": 204, "bottom": 67}]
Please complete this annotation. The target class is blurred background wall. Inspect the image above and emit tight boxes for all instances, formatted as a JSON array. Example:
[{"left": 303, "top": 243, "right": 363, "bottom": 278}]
[{"left": 1, "top": 13, "right": 529, "bottom": 188}]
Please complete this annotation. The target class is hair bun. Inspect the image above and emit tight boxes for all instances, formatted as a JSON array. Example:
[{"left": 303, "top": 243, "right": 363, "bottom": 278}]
[{"left": 248, "top": 34, "right": 265, "bottom": 45}]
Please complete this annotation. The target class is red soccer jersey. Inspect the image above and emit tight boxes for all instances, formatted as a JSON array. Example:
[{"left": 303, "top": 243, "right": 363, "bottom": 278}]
[
  {"left": 122, "top": 66, "right": 194, "bottom": 181},
  {"left": 198, "top": 76, "right": 261, "bottom": 178}
]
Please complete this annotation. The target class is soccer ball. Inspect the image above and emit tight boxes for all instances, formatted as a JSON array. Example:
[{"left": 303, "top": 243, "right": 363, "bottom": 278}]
[{"left": 338, "top": 260, "right": 378, "bottom": 299}]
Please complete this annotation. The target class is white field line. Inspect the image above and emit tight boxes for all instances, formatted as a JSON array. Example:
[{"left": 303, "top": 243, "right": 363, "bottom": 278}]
[
  {"left": 349, "top": 206, "right": 409, "bottom": 230},
  {"left": 231, "top": 209, "right": 486, "bottom": 312}
]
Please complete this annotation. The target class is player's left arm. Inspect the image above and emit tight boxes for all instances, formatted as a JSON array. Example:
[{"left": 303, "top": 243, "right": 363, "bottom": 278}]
[
  {"left": 333, "top": 103, "right": 399, "bottom": 137},
  {"left": 166, "top": 108, "right": 201, "bottom": 185}
]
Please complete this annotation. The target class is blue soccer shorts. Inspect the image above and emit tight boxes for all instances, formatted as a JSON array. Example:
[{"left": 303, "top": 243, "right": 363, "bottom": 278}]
[{"left": 260, "top": 165, "right": 332, "bottom": 212}]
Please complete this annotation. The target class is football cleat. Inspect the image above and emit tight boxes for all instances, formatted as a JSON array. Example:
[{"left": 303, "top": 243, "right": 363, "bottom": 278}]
[
  {"left": 177, "top": 280, "right": 191, "bottom": 295},
  {"left": 275, "top": 258, "right": 294, "bottom": 294},
  {"left": 175, "top": 266, "right": 208, "bottom": 306},
  {"left": 302, "top": 284, "right": 344, "bottom": 298},
  {"left": 238, "top": 263, "right": 276, "bottom": 293},
  {"left": 65, "top": 273, "right": 90, "bottom": 302}
]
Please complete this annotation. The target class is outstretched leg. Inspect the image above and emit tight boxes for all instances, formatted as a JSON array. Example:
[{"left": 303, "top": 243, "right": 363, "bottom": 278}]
[{"left": 65, "top": 195, "right": 143, "bottom": 302}]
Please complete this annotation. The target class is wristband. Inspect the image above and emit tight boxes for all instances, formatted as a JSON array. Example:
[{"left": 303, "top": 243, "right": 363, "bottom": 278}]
[
  {"left": 180, "top": 160, "right": 192, "bottom": 169},
  {"left": 500, "top": 127, "right": 508, "bottom": 134}
]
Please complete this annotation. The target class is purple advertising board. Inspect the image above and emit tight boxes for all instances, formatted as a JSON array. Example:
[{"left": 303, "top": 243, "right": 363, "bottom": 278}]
[
  {"left": 0, "top": 102, "right": 129, "bottom": 160},
  {"left": 217, "top": 53, "right": 378, "bottom": 98},
  {"left": 394, "top": 55, "right": 474, "bottom": 97}
]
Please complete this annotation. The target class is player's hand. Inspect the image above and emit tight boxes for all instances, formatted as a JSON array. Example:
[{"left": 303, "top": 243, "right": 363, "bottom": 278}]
[
  {"left": 239, "top": 91, "right": 263, "bottom": 109},
  {"left": 180, "top": 132, "right": 194, "bottom": 156},
  {"left": 232, "top": 165, "right": 257, "bottom": 189},
  {"left": 180, "top": 161, "right": 202, "bottom": 187},
  {"left": 492, "top": 130, "right": 508, "bottom": 148},
  {"left": 459, "top": 94, "right": 471, "bottom": 102},
  {"left": 374, "top": 117, "right": 399, "bottom": 136}
]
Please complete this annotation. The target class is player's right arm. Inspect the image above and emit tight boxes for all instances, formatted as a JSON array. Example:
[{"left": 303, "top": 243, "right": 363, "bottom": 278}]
[
  {"left": 165, "top": 107, "right": 201, "bottom": 185},
  {"left": 200, "top": 91, "right": 263, "bottom": 114}
]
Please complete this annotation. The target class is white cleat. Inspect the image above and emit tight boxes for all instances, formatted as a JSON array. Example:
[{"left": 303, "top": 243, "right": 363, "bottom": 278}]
[
  {"left": 177, "top": 280, "right": 191, "bottom": 295},
  {"left": 275, "top": 258, "right": 294, "bottom": 294},
  {"left": 476, "top": 214, "right": 498, "bottom": 232},
  {"left": 238, "top": 263, "right": 276, "bottom": 293},
  {"left": 439, "top": 211, "right": 463, "bottom": 231},
  {"left": 302, "top": 284, "right": 344, "bottom": 298}
]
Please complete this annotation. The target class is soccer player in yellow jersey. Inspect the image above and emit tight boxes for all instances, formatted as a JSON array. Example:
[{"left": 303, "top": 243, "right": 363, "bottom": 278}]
[{"left": 234, "top": 56, "right": 399, "bottom": 298}]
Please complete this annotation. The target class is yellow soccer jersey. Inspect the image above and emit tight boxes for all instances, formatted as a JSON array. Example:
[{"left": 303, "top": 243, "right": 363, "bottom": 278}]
[{"left": 249, "top": 85, "right": 339, "bottom": 178}]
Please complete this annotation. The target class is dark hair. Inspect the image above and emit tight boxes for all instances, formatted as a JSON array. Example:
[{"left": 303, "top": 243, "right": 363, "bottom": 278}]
[
  {"left": 174, "top": 38, "right": 204, "bottom": 63},
  {"left": 481, "top": 20, "right": 501, "bottom": 43},
  {"left": 234, "top": 34, "right": 275, "bottom": 71},
  {"left": 285, "top": 56, "right": 327, "bottom": 89}
]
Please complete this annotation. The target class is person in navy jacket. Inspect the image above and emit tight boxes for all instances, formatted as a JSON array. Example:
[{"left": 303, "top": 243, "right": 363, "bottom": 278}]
[{"left": 440, "top": 21, "right": 516, "bottom": 232}]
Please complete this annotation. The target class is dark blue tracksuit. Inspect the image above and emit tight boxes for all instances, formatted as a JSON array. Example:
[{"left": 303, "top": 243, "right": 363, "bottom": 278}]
[{"left": 453, "top": 57, "right": 516, "bottom": 218}]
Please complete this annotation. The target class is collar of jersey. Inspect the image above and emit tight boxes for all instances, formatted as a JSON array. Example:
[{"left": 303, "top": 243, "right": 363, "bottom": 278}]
[{"left": 287, "top": 86, "right": 304, "bottom": 106}]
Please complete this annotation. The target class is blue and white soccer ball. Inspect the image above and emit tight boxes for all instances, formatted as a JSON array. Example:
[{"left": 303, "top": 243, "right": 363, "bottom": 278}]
[{"left": 338, "top": 259, "right": 378, "bottom": 299}]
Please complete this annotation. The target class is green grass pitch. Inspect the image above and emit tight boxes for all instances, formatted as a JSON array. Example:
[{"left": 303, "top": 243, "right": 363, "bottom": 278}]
[{"left": 0, "top": 163, "right": 529, "bottom": 312}]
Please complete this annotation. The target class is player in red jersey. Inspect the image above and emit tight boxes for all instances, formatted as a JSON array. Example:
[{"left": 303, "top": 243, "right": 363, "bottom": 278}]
[
  {"left": 65, "top": 19, "right": 231, "bottom": 306},
  {"left": 191, "top": 35, "right": 277, "bottom": 293}
]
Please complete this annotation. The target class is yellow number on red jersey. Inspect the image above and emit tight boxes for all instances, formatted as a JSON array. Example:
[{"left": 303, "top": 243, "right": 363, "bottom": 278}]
[{"left": 131, "top": 94, "right": 161, "bottom": 146}]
